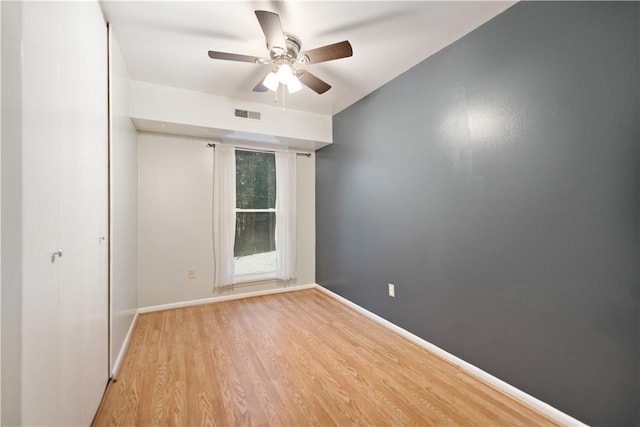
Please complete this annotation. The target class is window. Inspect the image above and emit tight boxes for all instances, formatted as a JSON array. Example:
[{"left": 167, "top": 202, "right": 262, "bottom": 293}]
[
  {"left": 234, "top": 149, "right": 277, "bottom": 277},
  {"left": 212, "top": 145, "right": 296, "bottom": 288}
]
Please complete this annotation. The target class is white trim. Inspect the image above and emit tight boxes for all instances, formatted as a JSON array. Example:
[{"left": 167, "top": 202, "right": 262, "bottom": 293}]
[
  {"left": 106, "top": 21, "right": 114, "bottom": 379},
  {"left": 110, "top": 311, "right": 139, "bottom": 379},
  {"left": 314, "top": 284, "right": 586, "bottom": 427},
  {"left": 234, "top": 271, "right": 277, "bottom": 284},
  {"left": 137, "top": 283, "right": 316, "bottom": 314},
  {"left": 236, "top": 208, "right": 276, "bottom": 213}
]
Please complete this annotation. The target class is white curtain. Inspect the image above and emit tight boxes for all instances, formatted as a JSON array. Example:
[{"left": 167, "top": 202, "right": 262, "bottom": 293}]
[
  {"left": 213, "top": 144, "right": 236, "bottom": 288},
  {"left": 275, "top": 151, "right": 297, "bottom": 281}
]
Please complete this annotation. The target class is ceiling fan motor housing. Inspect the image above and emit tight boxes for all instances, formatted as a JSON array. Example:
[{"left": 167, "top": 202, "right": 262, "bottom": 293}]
[{"left": 270, "top": 32, "right": 303, "bottom": 65}]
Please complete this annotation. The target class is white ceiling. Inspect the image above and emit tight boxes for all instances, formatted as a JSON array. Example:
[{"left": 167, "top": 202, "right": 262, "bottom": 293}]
[{"left": 100, "top": 1, "right": 515, "bottom": 117}]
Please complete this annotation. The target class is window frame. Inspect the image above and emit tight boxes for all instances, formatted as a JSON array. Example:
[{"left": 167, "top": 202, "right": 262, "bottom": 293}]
[{"left": 233, "top": 148, "right": 278, "bottom": 283}]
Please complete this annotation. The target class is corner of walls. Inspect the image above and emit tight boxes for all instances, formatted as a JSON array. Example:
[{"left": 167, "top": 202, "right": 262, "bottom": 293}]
[
  {"left": 109, "top": 29, "right": 139, "bottom": 374},
  {"left": 0, "top": 2, "right": 22, "bottom": 424},
  {"left": 110, "top": 308, "right": 139, "bottom": 379}
]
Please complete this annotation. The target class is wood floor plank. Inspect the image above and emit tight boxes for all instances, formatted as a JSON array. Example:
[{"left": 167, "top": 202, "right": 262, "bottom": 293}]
[{"left": 93, "top": 289, "right": 562, "bottom": 427}]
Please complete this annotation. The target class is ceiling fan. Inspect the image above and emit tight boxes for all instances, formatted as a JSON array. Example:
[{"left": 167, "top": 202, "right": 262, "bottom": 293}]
[{"left": 208, "top": 10, "right": 353, "bottom": 95}]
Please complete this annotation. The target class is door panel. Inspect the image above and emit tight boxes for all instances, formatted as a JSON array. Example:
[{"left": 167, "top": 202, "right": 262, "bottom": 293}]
[
  {"left": 21, "top": 2, "right": 109, "bottom": 425},
  {"left": 57, "top": 2, "right": 109, "bottom": 425},
  {"left": 21, "top": 3, "right": 63, "bottom": 424}
]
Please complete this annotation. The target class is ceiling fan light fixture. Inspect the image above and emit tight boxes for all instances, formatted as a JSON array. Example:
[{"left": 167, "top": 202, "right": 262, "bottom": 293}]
[
  {"left": 263, "top": 71, "right": 279, "bottom": 91},
  {"left": 277, "top": 63, "right": 294, "bottom": 85},
  {"left": 287, "top": 76, "right": 303, "bottom": 94}
]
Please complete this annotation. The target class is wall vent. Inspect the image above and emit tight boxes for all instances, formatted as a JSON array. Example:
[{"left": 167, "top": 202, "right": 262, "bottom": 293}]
[{"left": 234, "top": 109, "right": 261, "bottom": 120}]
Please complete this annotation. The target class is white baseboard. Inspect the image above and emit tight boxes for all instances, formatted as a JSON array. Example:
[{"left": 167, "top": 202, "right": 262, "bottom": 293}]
[
  {"left": 137, "top": 283, "right": 316, "bottom": 314},
  {"left": 314, "top": 284, "right": 586, "bottom": 427},
  {"left": 111, "top": 312, "right": 139, "bottom": 380}
]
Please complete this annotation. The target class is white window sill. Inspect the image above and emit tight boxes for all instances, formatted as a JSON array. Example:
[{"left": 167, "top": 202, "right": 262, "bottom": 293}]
[{"left": 234, "top": 272, "right": 278, "bottom": 285}]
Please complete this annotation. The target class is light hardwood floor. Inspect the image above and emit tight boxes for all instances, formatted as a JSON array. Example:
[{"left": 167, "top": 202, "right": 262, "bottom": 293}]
[{"left": 94, "top": 289, "right": 561, "bottom": 426}]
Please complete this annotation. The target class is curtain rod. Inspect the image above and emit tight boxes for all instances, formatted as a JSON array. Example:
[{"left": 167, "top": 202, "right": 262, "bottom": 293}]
[{"left": 206, "top": 143, "right": 312, "bottom": 157}]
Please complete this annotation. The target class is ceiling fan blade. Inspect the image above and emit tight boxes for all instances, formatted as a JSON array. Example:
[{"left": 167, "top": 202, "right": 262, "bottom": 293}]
[
  {"left": 208, "top": 50, "right": 260, "bottom": 63},
  {"left": 298, "top": 70, "right": 331, "bottom": 94},
  {"left": 255, "top": 10, "right": 287, "bottom": 54},
  {"left": 253, "top": 79, "right": 269, "bottom": 92},
  {"left": 300, "top": 41, "right": 353, "bottom": 64}
]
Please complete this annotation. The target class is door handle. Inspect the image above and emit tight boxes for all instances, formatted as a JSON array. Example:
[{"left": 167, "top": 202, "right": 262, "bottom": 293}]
[{"left": 51, "top": 249, "right": 63, "bottom": 263}]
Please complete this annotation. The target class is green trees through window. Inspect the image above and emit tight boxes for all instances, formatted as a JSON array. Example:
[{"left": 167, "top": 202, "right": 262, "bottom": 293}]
[{"left": 234, "top": 150, "right": 277, "bottom": 275}]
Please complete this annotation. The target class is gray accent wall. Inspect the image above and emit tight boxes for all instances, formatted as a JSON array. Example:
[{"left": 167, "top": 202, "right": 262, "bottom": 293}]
[{"left": 316, "top": 2, "right": 640, "bottom": 425}]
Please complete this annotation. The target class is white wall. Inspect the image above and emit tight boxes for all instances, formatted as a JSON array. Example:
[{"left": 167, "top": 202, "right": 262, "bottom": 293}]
[
  {"left": 109, "top": 29, "right": 138, "bottom": 374},
  {"left": 138, "top": 133, "right": 216, "bottom": 306},
  {"left": 138, "top": 132, "right": 315, "bottom": 307},
  {"left": 130, "top": 81, "right": 332, "bottom": 149},
  {"left": 296, "top": 152, "right": 316, "bottom": 287}
]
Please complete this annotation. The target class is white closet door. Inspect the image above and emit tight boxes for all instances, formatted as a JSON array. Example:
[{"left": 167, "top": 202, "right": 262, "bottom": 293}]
[
  {"left": 57, "top": 3, "right": 109, "bottom": 424},
  {"left": 21, "top": 2, "right": 109, "bottom": 425},
  {"left": 71, "top": 3, "right": 109, "bottom": 422},
  {"left": 21, "top": 3, "right": 63, "bottom": 422}
]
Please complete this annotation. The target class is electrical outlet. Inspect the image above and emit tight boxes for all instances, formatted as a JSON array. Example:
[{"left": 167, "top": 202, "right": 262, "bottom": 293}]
[
  {"left": 388, "top": 283, "right": 395, "bottom": 297},
  {"left": 188, "top": 270, "right": 195, "bottom": 279}
]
